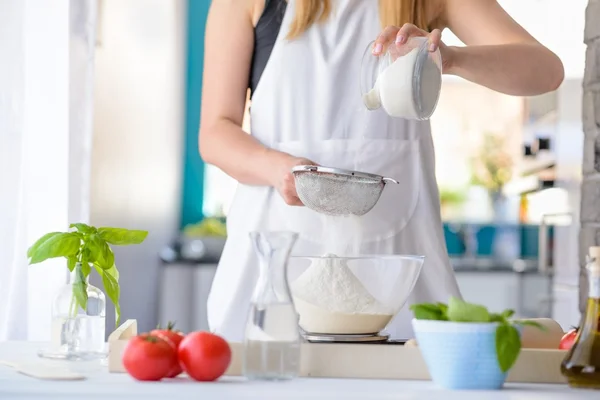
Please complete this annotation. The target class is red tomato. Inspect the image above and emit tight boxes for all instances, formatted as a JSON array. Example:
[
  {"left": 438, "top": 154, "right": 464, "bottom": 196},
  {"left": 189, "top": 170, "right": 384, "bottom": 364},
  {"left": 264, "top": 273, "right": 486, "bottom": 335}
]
[
  {"left": 559, "top": 328, "right": 578, "bottom": 350},
  {"left": 178, "top": 331, "right": 232, "bottom": 382},
  {"left": 122, "top": 334, "right": 178, "bottom": 381},
  {"left": 151, "top": 322, "right": 185, "bottom": 378}
]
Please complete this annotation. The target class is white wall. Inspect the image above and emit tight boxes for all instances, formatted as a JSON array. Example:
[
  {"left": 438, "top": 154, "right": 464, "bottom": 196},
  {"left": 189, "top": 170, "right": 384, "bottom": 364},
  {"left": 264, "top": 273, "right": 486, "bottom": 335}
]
[{"left": 91, "top": 0, "right": 186, "bottom": 333}]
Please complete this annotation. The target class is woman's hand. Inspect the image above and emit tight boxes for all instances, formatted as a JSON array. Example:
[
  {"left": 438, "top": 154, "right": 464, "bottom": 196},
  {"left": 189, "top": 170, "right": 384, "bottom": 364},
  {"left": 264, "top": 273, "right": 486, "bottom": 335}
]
[
  {"left": 269, "top": 151, "right": 317, "bottom": 206},
  {"left": 372, "top": 24, "right": 454, "bottom": 72}
]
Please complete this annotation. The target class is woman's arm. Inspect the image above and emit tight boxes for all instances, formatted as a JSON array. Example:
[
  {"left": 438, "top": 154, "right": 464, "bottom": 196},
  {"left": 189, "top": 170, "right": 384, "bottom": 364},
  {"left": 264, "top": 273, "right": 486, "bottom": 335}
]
[
  {"left": 199, "top": 0, "right": 287, "bottom": 186},
  {"left": 443, "top": 0, "right": 564, "bottom": 96},
  {"left": 373, "top": 0, "right": 564, "bottom": 96},
  {"left": 199, "top": 0, "right": 315, "bottom": 205}
]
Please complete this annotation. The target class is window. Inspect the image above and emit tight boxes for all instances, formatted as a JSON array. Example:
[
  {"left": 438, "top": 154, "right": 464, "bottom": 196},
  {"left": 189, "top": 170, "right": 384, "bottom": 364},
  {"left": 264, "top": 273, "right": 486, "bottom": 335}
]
[{"left": 0, "top": 0, "right": 96, "bottom": 341}]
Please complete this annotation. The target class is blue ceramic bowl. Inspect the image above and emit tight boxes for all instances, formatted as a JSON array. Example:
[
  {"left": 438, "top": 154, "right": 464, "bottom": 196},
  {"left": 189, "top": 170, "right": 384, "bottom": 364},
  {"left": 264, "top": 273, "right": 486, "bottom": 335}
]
[{"left": 412, "top": 319, "right": 509, "bottom": 390}]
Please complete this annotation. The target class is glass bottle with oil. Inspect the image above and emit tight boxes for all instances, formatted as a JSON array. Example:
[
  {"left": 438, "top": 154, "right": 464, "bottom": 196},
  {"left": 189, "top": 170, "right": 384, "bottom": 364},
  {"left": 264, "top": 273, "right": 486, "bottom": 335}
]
[{"left": 561, "top": 246, "right": 600, "bottom": 389}]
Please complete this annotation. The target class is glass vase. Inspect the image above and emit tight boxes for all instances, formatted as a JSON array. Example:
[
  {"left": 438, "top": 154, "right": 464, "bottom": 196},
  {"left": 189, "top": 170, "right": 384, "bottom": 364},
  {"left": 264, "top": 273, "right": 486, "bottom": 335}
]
[
  {"left": 242, "top": 231, "right": 301, "bottom": 380},
  {"left": 38, "top": 263, "right": 107, "bottom": 361}
]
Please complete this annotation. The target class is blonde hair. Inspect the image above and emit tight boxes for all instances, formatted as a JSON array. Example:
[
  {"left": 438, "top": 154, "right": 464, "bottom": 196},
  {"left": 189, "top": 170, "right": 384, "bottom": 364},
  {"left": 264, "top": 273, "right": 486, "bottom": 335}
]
[{"left": 287, "top": 0, "right": 440, "bottom": 39}]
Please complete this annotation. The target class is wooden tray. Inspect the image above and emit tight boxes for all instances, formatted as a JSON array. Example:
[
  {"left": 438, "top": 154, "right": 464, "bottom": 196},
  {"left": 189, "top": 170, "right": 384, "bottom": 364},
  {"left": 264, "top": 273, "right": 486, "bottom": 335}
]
[{"left": 107, "top": 320, "right": 567, "bottom": 384}]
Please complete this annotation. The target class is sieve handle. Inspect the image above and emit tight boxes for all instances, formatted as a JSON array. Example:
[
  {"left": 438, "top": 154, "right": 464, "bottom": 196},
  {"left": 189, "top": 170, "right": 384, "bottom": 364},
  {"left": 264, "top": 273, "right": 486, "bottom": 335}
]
[
  {"left": 291, "top": 165, "right": 318, "bottom": 173},
  {"left": 382, "top": 177, "right": 399, "bottom": 184}
]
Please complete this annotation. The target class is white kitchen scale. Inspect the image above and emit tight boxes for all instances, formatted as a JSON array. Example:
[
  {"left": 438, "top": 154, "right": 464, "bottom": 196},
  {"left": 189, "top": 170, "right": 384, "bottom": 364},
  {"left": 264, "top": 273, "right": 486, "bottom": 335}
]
[{"left": 302, "top": 331, "right": 399, "bottom": 344}]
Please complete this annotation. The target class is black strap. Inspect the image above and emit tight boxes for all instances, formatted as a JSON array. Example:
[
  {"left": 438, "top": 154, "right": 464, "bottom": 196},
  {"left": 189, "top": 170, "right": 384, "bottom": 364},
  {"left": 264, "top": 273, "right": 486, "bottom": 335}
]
[{"left": 249, "top": 0, "right": 287, "bottom": 96}]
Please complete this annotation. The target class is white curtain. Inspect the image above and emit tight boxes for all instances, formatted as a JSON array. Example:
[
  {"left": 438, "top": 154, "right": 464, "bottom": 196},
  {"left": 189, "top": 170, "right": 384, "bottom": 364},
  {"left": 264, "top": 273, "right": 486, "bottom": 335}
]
[{"left": 0, "top": 0, "right": 97, "bottom": 341}]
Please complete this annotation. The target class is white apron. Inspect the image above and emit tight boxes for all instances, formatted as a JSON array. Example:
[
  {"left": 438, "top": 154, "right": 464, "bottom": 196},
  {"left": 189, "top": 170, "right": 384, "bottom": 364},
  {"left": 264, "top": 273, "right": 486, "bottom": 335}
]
[{"left": 207, "top": 0, "right": 462, "bottom": 342}]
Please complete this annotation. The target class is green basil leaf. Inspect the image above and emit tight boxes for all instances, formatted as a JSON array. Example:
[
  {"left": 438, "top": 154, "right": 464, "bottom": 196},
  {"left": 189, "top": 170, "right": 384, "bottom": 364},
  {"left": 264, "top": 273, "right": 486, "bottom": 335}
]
[
  {"left": 105, "top": 249, "right": 115, "bottom": 270},
  {"left": 410, "top": 303, "right": 446, "bottom": 320},
  {"left": 81, "top": 246, "right": 92, "bottom": 263},
  {"left": 72, "top": 281, "right": 88, "bottom": 312},
  {"left": 67, "top": 255, "right": 77, "bottom": 272},
  {"left": 95, "top": 265, "right": 121, "bottom": 326},
  {"left": 74, "top": 264, "right": 87, "bottom": 283},
  {"left": 496, "top": 323, "right": 521, "bottom": 372},
  {"left": 98, "top": 228, "right": 148, "bottom": 245},
  {"left": 513, "top": 320, "right": 547, "bottom": 331},
  {"left": 29, "top": 232, "right": 81, "bottom": 264},
  {"left": 87, "top": 236, "right": 102, "bottom": 263},
  {"left": 81, "top": 261, "right": 91, "bottom": 278},
  {"left": 72, "top": 265, "right": 89, "bottom": 312},
  {"left": 104, "top": 264, "right": 120, "bottom": 282},
  {"left": 81, "top": 249, "right": 89, "bottom": 272},
  {"left": 489, "top": 313, "right": 505, "bottom": 323},
  {"left": 501, "top": 309, "right": 515, "bottom": 319},
  {"left": 69, "top": 223, "right": 96, "bottom": 234},
  {"left": 27, "top": 232, "right": 62, "bottom": 258},
  {"left": 88, "top": 235, "right": 114, "bottom": 269},
  {"left": 447, "top": 296, "right": 490, "bottom": 323},
  {"left": 436, "top": 302, "right": 449, "bottom": 320}
]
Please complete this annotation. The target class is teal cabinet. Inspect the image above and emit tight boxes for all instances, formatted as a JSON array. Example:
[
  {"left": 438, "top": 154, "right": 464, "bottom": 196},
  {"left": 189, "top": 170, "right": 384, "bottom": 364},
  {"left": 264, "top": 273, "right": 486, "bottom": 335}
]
[
  {"left": 443, "top": 223, "right": 548, "bottom": 259},
  {"left": 180, "top": 0, "right": 211, "bottom": 228}
]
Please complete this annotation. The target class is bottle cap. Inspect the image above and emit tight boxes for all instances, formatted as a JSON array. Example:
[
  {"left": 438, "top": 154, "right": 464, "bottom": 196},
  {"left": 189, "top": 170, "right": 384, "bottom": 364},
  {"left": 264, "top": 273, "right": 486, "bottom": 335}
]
[{"left": 588, "top": 247, "right": 600, "bottom": 277}]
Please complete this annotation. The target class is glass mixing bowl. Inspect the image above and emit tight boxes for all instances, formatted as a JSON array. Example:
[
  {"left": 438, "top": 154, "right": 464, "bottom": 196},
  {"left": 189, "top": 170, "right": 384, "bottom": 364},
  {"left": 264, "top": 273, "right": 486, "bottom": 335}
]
[
  {"left": 360, "top": 36, "right": 442, "bottom": 120},
  {"left": 287, "top": 255, "right": 424, "bottom": 336}
]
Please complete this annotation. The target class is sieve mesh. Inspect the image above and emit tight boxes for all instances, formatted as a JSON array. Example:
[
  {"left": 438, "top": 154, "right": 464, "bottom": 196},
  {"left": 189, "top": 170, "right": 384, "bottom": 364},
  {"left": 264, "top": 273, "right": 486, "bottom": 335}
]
[{"left": 294, "top": 171, "right": 385, "bottom": 216}]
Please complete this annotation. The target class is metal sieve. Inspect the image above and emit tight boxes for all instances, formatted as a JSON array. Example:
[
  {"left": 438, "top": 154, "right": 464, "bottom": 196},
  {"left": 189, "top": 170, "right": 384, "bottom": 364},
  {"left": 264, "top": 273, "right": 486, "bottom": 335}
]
[{"left": 291, "top": 165, "right": 399, "bottom": 216}]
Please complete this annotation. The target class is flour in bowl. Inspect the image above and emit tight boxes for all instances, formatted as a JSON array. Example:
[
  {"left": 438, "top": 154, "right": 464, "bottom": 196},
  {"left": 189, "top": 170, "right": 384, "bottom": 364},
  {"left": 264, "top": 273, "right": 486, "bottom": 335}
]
[{"left": 291, "top": 253, "right": 393, "bottom": 335}]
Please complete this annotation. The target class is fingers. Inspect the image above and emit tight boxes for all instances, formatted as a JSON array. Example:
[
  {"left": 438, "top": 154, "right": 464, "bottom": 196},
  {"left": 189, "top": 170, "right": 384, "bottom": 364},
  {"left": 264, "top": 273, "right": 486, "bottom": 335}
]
[
  {"left": 302, "top": 158, "right": 318, "bottom": 166},
  {"left": 282, "top": 173, "right": 304, "bottom": 206},
  {"left": 283, "top": 192, "right": 303, "bottom": 206},
  {"left": 291, "top": 157, "right": 317, "bottom": 167},
  {"left": 372, "top": 25, "right": 400, "bottom": 55},
  {"left": 285, "top": 196, "right": 304, "bottom": 206},
  {"left": 428, "top": 29, "right": 442, "bottom": 52},
  {"left": 274, "top": 156, "right": 312, "bottom": 206},
  {"left": 373, "top": 24, "right": 441, "bottom": 56},
  {"left": 394, "top": 23, "right": 425, "bottom": 46}
]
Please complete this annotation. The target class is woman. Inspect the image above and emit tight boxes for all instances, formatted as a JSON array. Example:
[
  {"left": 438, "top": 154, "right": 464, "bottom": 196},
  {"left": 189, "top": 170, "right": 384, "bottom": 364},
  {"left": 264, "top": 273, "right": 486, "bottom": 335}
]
[{"left": 200, "top": 0, "right": 564, "bottom": 342}]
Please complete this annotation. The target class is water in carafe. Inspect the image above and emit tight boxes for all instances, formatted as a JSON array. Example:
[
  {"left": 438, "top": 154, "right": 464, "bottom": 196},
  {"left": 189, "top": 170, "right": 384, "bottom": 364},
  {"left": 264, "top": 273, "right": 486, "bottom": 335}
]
[{"left": 243, "top": 231, "right": 301, "bottom": 380}]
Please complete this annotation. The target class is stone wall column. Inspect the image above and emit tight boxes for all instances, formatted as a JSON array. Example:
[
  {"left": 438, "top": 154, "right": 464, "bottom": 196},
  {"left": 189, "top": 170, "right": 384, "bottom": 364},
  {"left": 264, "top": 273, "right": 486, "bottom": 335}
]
[{"left": 580, "top": 0, "right": 600, "bottom": 312}]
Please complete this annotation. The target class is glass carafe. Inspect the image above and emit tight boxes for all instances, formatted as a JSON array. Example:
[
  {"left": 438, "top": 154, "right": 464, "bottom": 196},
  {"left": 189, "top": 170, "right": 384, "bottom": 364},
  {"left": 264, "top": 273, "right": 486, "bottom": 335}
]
[{"left": 243, "top": 231, "right": 301, "bottom": 380}]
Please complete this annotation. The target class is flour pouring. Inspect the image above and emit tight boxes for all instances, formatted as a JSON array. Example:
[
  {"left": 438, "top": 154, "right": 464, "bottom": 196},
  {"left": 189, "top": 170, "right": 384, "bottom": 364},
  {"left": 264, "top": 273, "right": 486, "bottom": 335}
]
[
  {"left": 201, "top": 0, "right": 564, "bottom": 345},
  {"left": 283, "top": 34, "right": 444, "bottom": 341}
]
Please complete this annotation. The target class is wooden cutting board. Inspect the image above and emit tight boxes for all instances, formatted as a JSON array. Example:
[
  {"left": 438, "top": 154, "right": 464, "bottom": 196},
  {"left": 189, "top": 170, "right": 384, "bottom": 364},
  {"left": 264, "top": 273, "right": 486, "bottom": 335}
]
[{"left": 107, "top": 318, "right": 568, "bottom": 384}]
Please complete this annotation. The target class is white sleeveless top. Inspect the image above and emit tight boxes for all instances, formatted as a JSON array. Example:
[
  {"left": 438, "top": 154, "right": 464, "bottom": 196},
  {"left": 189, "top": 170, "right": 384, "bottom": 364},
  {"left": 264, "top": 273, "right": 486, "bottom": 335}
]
[{"left": 207, "top": 0, "right": 462, "bottom": 341}]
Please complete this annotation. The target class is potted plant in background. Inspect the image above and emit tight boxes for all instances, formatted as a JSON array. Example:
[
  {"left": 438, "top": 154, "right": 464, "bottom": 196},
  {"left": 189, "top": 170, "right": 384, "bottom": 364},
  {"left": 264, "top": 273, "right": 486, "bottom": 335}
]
[
  {"left": 438, "top": 187, "right": 467, "bottom": 221},
  {"left": 470, "top": 131, "right": 514, "bottom": 222},
  {"left": 411, "top": 297, "right": 542, "bottom": 390},
  {"left": 172, "top": 217, "right": 227, "bottom": 262},
  {"left": 183, "top": 217, "right": 227, "bottom": 238},
  {"left": 28, "top": 223, "right": 148, "bottom": 360}
]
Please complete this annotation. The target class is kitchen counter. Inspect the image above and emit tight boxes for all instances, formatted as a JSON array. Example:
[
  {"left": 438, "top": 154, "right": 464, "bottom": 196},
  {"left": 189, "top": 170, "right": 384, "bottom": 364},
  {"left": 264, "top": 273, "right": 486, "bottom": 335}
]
[
  {"left": 450, "top": 257, "right": 540, "bottom": 274},
  {"left": 1, "top": 342, "right": 598, "bottom": 399}
]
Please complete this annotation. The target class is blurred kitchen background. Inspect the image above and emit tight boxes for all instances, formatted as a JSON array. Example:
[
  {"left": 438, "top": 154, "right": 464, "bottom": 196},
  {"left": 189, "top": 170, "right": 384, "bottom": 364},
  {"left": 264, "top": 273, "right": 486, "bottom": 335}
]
[{"left": 86, "top": 0, "right": 586, "bottom": 335}]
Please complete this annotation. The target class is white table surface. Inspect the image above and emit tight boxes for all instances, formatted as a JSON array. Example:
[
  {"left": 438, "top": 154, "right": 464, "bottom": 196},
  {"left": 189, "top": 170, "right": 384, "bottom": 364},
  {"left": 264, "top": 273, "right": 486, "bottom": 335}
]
[{"left": 0, "top": 341, "right": 598, "bottom": 400}]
